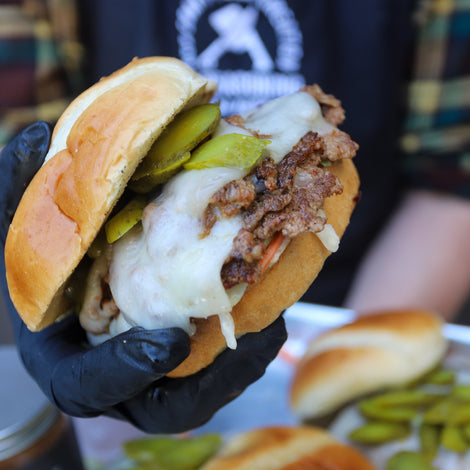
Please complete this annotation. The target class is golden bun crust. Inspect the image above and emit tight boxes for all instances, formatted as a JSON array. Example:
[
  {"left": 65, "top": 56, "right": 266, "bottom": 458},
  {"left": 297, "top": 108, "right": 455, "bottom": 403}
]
[
  {"left": 201, "top": 425, "right": 376, "bottom": 470},
  {"left": 168, "top": 157, "right": 359, "bottom": 377},
  {"left": 290, "top": 309, "right": 448, "bottom": 420},
  {"left": 5, "top": 57, "right": 216, "bottom": 331}
]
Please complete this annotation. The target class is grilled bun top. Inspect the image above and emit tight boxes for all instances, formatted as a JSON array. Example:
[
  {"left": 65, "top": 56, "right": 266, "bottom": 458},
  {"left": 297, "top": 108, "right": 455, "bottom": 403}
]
[
  {"left": 200, "top": 425, "right": 376, "bottom": 470},
  {"left": 5, "top": 57, "right": 216, "bottom": 331},
  {"left": 290, "top": 309, "right": 448, "bottom": 420}
]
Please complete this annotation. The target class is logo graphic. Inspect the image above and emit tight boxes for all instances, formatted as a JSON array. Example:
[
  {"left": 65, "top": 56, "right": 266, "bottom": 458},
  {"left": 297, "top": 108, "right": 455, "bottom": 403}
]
[
  {"left": 176, "top": 0, "right": 305, "bottom": 115},
  {"left": 198, "top": 4, "right": 274, "bottom": 72}
]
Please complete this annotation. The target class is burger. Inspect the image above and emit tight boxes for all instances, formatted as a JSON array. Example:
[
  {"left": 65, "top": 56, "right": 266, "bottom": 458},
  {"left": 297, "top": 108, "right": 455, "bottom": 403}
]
[{"left": 5, "top": 57, "right": 359, "bottom": 377}]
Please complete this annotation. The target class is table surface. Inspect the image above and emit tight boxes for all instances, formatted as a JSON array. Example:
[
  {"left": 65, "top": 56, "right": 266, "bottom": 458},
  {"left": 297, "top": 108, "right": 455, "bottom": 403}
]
[{"left": 72, "top": 303, "right": 470, "bottom": 469}]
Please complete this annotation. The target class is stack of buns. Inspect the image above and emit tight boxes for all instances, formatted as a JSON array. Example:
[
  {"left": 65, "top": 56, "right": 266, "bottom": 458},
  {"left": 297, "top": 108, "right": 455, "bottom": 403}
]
[
  {"left": 201, "top": 310, "right": 450, "bottom": 470},
  {"left": 290, "top": 309, "right": 448, "bottom": 421}
]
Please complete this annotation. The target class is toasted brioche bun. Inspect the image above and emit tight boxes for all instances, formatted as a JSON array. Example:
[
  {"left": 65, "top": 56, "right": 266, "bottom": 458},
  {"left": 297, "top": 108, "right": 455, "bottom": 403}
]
[
  {"left": 5, "top": 56, "right": 359, "bottom": 378},
  {"left": 290, "top": 309, "right": 448, "bottom": 420},
  {"left": 5, "top": 57, "right": 216, "bottom": 331},
  {"left": 200, "top": 425, "right": 376, "bottom": 470}
]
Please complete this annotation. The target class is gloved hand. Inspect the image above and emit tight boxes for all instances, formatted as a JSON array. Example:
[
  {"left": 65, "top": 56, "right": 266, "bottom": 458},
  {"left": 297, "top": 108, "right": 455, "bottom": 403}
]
[{"left": 0, "top": 122, "right": 287, "bottom": 434}]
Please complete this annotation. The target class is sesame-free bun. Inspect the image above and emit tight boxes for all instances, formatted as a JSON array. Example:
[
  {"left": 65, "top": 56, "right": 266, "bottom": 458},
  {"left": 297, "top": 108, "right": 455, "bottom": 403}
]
[
  {"left": 200, "top": 425, "right": 376, "bottom": 470},
  {"left": 290, "top": 309, "right": 448, "bottom": 420},
  {"left": 5, "top": 56, "right": 359, "bottom": 378},
  {"left": 169, "top": 157, "right": 359, "bottom": 377},
  {"left": 5, "top": 57, "right": 216, "bottom": 331}
]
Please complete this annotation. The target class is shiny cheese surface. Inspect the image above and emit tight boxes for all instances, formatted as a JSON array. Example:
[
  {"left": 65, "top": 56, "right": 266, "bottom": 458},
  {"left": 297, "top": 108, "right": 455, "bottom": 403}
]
[
  {"left": 107, "top": 91, "right": 336, "bottom": 347},
  {"left": 109, "top": 167, "right": 244, "bottom": 348},
  {"left": 241, "top": 91, "right": 334, "bottom": 162}
]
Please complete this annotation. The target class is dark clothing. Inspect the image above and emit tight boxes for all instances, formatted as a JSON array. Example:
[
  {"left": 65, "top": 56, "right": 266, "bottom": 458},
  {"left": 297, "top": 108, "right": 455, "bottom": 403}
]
[
  {"left": 77, "top": 0, "right": 418, "bottom": 305},
  {"left": 3, "top": 0, "right": 470, "bottom": 306}
]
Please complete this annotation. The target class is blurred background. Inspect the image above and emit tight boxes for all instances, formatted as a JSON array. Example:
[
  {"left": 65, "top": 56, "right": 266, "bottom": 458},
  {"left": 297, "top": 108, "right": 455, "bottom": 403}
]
[
  {"left": 1, "top": 0, "right": 469, "bottom": 345},
  {"left": 1, "top": 1, "right": 469, "bottom": 468}
]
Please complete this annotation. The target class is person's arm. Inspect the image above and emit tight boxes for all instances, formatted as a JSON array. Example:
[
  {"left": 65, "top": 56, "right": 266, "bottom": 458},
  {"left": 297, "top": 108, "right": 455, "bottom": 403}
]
[
  {"left": 345, "top": 1, "right": 470, "bottom": 321},
  {"left": 344, "top": 190, "right": 470, "bottom": 321}
]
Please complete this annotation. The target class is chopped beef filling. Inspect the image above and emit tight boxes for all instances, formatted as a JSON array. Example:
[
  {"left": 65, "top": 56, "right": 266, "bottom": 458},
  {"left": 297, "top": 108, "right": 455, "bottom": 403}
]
[
  {"left": 80, "top": 85, "right": 358, "bottom": 336},
  {"left": 206, "top": 86, "right": 358, "bottom": 289},
  {"left": 301, "top": 84, "right": 345, "bottom": 126}
]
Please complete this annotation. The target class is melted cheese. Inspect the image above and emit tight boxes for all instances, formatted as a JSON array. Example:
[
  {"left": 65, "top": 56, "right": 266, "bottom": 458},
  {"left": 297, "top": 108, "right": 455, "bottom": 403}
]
[
  {"left": 109, "top": 167, "right": 244, "bottom": 349},
  {"left": 104, "top": 91, "right": 338, "bottom": 348},
  {"left": 241, "top": 91, "right": 334, "bottom": 162}
]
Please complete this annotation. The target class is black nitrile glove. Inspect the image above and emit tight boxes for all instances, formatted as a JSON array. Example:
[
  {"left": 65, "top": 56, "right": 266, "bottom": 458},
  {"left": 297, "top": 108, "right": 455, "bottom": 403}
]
[{"left": 0, "top": 122, "right": 287, "bottom": 433}]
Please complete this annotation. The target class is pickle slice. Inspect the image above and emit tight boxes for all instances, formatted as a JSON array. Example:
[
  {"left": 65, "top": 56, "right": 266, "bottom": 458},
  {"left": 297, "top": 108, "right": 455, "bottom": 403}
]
[
  {"left": 358, "top": 399, "right": 418, "bottom": 423},
  {"left": 422, "top": 368, "right": 456, "bottom": 386},
  {"left": 462, "top": 423, "right": 470, "bottom": 441},
  {"left": 123, "top": 434, "right": 222, "bottom": 470},
  {"left": 368, "top": 390, "right": 442, "bottom": 408},
  {"left": 423, "top": 398, "right": 457, "bottom": 425},
  {"left": 184, "top": 133, "right": 271, "bottom": 170},
  {"left": 447, "top": 402, "right": 470, "bottom": 426},
  {"left": 386, "top": 451, "right": 438, "bottom": 470},
  {"left": 349, "top": 421, "right": 411, "bottom": 445},
  {"left": 132, "top": 103, "right": 221, "bottom": 183},
  {"left": 105, "top": 196, "right": 147, "bottom": 243},
  {"left": 419, "top": 423, "right": 441, "bottom": 461},
  {"left": 130, "top": 151, "right": 191, "bottom": 193},
  {"left": 451, "top": 384, "right": 470, "bottom": 402},
  {"left": 441, "top": 425, "right": 469, "bottom": 453}
]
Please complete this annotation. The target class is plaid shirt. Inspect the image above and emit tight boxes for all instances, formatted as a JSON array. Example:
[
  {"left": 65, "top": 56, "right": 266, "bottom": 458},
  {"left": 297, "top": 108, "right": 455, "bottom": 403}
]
[
  {"left": 0, "top": 0, "right": 83, "bottom": 146},
  {"left": 400, "top": 0, "right": 470, "bottom": 198},
  {"left": 0, "top": 0, "right": 469, "bottom": 200}
]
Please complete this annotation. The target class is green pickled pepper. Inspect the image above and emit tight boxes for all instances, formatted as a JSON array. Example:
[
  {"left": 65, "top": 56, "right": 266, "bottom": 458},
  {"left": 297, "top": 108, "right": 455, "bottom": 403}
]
[
  {"left": 386, "top": 451, "right": 438, "bottom": 470},
  {"left": 184, "top": 133, "right": 270, "bottom": 170},
  {"left": 349, "top": 421, "right": 411, "bottom": 445},
  {"left": 131, "top": 103, "right": 221, "bottom": 191},
  {"left": 105, "top": 196, "right": 147, "bottom": 243},
  {"left": 123, "top": 434, "right": 222, "bottom": 470}
]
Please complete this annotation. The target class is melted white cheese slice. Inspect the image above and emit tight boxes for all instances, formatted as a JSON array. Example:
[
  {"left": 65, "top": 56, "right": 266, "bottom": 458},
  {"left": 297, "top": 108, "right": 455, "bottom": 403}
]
[
  {"left": 106, "top": 91, "right": 338, "bottom": 348},
  {"left": 109, "top": 167, "right": 244, "bottom": 349}
]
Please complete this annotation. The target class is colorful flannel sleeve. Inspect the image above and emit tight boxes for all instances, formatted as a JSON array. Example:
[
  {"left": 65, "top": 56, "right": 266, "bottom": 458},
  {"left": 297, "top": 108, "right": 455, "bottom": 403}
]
[
  {"left": 0, "top": 0, "right": 83, "bottom": 147},
  {"left": 400, "top": 0, "right": 470, "bottom": 198}
]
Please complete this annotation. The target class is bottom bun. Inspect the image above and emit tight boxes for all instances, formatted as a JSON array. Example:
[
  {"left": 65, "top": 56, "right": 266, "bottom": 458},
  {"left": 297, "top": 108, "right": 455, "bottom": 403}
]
[
  {"left": 200, "top": 425, "right": 376, "bottom": 470},
  {"left": 168, "top": 158, "right": 359, "bottom": 377}
]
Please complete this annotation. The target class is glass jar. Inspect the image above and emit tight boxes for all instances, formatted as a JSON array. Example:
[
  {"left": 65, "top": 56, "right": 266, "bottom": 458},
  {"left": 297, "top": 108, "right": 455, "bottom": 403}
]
[{"left": 0, "top": 346, "right": 85, "bottom": 470}]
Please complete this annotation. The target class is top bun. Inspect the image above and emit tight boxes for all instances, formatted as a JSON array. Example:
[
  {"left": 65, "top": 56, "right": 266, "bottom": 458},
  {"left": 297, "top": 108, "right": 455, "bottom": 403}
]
[
  {"left": 200, "top": 425, "right": 376, "bottom": 470},
  {"left": 290, "top": 309, "right": 448, "bottom": 420},
  {"left": 5, "top": 57, "right": 216, "bottom": 331}
]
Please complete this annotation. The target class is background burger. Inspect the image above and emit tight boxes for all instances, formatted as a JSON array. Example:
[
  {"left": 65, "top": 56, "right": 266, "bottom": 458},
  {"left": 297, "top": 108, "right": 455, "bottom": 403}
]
[{"left": 5, "top": 57, "right": 359, "bottom": 377}]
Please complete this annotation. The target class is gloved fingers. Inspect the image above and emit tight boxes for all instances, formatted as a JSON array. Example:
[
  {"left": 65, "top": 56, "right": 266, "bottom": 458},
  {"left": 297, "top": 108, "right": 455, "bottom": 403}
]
[
  {"left": 0, "top": 121, "right": 52, "bottom": 243},
  {"left": 49, "top": 324, "right": 190, "bottom": 417},
  {"left": 15, "top": 313, "right": 190, "bottom": 417},
  {"left": 110, "top": 315, "right": 287, "bottom": 434}
]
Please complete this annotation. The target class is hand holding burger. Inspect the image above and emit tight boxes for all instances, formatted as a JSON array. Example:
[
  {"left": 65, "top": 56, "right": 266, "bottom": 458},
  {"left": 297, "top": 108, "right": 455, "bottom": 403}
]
[
  {"left": 5, "top": 57, "right": 359, "bottom": 378},
  {"left": 1, "top": 57, "right": 358, "bottom": 431},
  {"left": 0, "top": 121, "right": 287, "bottom": 433}
]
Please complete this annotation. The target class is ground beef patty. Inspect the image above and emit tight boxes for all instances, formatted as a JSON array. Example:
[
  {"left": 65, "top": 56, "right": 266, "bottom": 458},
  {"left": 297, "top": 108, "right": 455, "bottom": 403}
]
[{"left": 204, "top": 86, "right": 358, "bottom": 289}]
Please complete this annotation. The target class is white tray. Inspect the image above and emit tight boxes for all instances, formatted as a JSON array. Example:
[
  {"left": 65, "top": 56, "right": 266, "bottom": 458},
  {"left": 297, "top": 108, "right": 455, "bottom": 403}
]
[{"left": 74, "top": 303, "right": 470, "bottom": 467}]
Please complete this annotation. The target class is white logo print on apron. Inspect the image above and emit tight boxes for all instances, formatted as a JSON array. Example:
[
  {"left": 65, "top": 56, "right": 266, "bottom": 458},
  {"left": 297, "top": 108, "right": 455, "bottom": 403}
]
[{"left": 176, "top": 0, "right": 306, "bottom": 114}]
